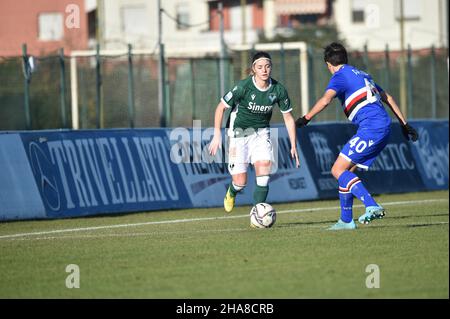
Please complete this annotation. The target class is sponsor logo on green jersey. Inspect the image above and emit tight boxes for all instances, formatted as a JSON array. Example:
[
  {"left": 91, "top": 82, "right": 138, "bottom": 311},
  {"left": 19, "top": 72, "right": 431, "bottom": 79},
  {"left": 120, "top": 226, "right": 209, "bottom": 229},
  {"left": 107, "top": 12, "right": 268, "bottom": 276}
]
[{"left": 247, "top": 102, "right": 273, "bottom": 113}]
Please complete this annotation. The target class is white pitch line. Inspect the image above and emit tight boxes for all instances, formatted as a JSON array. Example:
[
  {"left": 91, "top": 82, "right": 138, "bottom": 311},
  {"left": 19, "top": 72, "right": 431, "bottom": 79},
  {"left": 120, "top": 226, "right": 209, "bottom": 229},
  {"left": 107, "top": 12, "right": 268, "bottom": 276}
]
[
  {"left": 0, "top": 198, "right": 447, "bottom": 240},
  {"left": 6, "top": 228, "right": 251, "bottom": 242},
  {"left": 4, "top": 221, "right": 450, "bottom": 242}
]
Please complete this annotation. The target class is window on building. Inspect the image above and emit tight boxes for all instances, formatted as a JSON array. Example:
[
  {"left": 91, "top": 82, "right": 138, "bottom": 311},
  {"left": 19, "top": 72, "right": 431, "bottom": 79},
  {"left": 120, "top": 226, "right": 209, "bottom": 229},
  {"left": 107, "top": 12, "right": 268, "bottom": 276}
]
[
  {"left": 38, "top": 13, "right": 63, "bottom": 41},
  {"left": 230, "top": 3, "right": 253, "bottom": 31},
  {"left": 122, "top": 6, "right": 149, "bottom": 36},
  {"left": 87, "top": 9, "right": 97, "bottom": 40},
  {"left": 351, "top": 0, "right": 366, "bottom": 23},
  {"left": 176, "top": 3, "right": 190, "bottom": 30},
  {"left": 395, "top": 0, "right": 421, "bottom": 20}
]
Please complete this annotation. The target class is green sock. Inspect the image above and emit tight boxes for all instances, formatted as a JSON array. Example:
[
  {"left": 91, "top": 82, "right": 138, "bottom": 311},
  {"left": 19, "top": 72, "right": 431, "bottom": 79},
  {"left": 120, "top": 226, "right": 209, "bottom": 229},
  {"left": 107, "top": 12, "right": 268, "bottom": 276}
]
[
  {"left": 229, "top": 183, "right": 239, "bottom": 197},
  {"left": 253, "top": 185, "right": 269, "bottom": 205}
]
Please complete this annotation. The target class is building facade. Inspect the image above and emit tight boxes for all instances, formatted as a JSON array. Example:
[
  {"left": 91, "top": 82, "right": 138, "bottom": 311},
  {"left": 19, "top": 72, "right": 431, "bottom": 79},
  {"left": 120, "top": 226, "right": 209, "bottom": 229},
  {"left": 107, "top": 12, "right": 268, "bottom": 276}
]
[
  {"left": 97, "top": 0, "right": 330, "bottom": 53},
  {"left": 0, "top": 0, "right": 89, "bottom": 56},
  {"left": 332, "top": 0, "right": 448, "bottom": 51},
  {"left": 2, "top": 0, "right": 445, "bottom": 56}
]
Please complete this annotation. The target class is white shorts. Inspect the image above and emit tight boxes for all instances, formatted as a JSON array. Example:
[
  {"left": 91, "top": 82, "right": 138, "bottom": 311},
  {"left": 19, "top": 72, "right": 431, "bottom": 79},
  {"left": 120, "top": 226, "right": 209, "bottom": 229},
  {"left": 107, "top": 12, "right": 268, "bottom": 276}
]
[{"left": 227, "top": 128, "right": 273, "bottom": 175}]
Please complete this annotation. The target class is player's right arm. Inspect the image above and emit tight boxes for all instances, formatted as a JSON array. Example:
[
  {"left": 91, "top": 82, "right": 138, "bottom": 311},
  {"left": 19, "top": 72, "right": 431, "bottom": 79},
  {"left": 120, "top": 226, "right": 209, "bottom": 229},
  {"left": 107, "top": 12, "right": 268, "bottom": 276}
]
[
  {"left": 209, "top": 84, "right": 244, "bottom": 155},
  {"left": 379, "top": 91, "right": 419, "bottom": 141},
  {"left": 208, "top": 101, "right": 228, "bottom": 156}
]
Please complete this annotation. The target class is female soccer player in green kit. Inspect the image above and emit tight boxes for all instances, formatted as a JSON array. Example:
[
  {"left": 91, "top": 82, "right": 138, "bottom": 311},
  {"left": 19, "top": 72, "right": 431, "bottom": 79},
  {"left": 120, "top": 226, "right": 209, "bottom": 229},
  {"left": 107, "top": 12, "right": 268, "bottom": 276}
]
[{"left": 208, "top": 51, "right": 300, "bottom": 213}]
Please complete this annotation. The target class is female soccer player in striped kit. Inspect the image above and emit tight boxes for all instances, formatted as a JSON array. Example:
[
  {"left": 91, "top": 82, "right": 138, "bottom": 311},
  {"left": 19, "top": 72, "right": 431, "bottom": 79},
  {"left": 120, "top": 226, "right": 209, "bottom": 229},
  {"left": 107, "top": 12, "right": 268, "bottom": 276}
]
[
  {"left": 208, "top": 51, "right": 300, "bottom": 214},
  {"left": 296, "top": 43, "right": 419, "bottom": 230}
]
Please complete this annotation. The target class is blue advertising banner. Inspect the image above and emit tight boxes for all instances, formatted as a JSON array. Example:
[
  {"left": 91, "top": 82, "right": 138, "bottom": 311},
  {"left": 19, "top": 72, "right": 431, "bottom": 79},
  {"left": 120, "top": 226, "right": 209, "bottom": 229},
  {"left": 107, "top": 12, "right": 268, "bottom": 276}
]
[
  {"left": 409, "top": 120, "right": 449, "bottom": 190},
  {"left": 0, "top": 120, "right": 447, "bottom": 221},
  {"left": 298, "top": 121, "right": 446, "bottom": 199},
  {"left": 166, "top": 124, "right": 319, "bottom": 208},
  {"left": 0, "top": 134, "right": 46, "bottom": 220},
  {"left": 357, "top": 123, "right": 426, "bottom": 194},
  {"left": 19, "top": 129, "right": 191, "bottom": 218},
  {"left": 297, "top": 123, "right": 354, "bottom": 199}
]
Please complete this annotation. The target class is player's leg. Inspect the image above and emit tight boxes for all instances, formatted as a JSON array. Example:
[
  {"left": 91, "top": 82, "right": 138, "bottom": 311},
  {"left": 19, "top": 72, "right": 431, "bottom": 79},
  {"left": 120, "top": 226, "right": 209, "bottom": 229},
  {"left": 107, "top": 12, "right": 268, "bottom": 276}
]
[
  {"left": 250, "top": 129, "right": 273, "bottom": 205},
  {"left": 328, "top": 156, "right": 357, "bottom": 230},
  {"left": 332, "top": 154, "right": 382, "bottom": 223},
  {"left": 254, "top": 160, "right": 271, "bottom": 205},
  {"left": 224, "top": 172, "right": 247, "bottom": 213},
  {"left": 333, "top": 130, "right": 389, "bottom": 225},
  {"left": 224, "top": 137, "right": 248, "bottom": 213}
]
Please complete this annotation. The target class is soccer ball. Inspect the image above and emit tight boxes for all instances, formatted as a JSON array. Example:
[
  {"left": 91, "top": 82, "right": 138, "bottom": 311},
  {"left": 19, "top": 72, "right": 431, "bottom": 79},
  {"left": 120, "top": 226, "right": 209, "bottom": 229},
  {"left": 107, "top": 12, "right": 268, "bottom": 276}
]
[{"left": 250, "top": 203, "right": 276, "bottom": 228}]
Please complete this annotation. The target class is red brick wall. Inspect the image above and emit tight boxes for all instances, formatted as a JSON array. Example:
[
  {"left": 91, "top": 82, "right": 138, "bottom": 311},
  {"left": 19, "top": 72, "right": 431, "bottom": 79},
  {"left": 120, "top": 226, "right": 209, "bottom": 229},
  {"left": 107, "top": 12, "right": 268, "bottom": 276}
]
[
  {"left": 210, "top": 3, "right": 231, "bottom": 31},
  {"left": 209, "top": 0, "right": 263, "bottom": 31},
  {"left": 0, "top": 0, "right": 88, "bottom": 56},
  {"left": 252, "top": 0, "right": 264, "bottom": 29}
]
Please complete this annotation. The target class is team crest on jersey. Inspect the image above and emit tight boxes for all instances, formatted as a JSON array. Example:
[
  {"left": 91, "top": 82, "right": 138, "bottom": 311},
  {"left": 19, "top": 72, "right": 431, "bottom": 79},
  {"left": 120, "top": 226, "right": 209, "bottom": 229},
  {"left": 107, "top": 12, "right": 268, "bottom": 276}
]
[
  {"left": 268, "top": 93, "right": 277, "bottom": 103},
  {"left": 251, "top": 94, "right": 256, "bottom": 100}
]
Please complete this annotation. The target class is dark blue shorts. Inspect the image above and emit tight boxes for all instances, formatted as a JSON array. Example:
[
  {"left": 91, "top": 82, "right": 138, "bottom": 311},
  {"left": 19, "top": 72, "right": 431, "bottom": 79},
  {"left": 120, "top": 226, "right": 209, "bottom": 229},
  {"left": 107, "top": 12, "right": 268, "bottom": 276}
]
[{"left": 339, "top": 128, "right": 390, "bottom": 170}]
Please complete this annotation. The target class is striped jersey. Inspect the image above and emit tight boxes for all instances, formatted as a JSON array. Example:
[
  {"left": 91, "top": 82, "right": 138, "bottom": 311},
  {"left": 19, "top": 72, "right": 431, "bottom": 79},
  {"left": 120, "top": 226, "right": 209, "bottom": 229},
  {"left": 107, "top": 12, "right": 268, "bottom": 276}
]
[{"left": 325, "top": 64, "right": 391, "bottom": 130}]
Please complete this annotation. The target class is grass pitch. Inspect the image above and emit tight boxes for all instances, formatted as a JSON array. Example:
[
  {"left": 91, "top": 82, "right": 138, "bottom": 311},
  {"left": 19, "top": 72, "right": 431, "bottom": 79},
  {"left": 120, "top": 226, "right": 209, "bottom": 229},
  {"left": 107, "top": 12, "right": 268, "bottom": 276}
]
[{"left": 0, "top": 190, "right": 448, "bottom": 299}]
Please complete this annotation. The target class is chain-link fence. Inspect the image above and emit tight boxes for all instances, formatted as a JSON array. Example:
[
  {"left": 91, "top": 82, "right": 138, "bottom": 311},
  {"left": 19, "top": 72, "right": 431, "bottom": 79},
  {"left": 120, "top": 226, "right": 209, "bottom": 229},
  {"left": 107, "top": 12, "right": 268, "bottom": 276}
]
[
  {"left": 74, "top": 52, "right": 160, "bottom": 129},
  {"left": 0, "top": 44, "right": 448, "bottom": 131},
  {"left": 168, "top": 57, "right": 232, "bottom": 127},
  {"left": 307, "top": 45, "right": 449, "bottom": 123},
  {"left": 0, "top": 57, "right": 25, "bottom": 130},
  {"left": 0, "top": 52, "right": 71, "bottom": 130}
]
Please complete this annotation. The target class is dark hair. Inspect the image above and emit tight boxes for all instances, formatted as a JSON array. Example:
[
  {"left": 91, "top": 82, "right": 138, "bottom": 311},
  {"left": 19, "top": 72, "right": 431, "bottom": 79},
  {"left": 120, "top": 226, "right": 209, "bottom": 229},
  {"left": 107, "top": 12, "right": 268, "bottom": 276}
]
[
  {"left": 252, "top": 51, "right": 272, "bottom": 64},
  {"left": 324, "top": 43, "right": 348, "bottom": 66}
]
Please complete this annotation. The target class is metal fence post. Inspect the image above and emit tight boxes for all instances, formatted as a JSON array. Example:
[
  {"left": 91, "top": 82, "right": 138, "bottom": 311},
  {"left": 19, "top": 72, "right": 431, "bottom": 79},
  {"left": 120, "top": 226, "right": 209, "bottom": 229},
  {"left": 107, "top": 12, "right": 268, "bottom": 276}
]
[
  {"left": 158, "top": 43, "right": 166, "bottom": 127},
  {"left": 216, "top": 58, "right": 222, "bottom": 102},
  {"left": 70, "top": 54, "right": 79, "bottom": 129},
  {"left": 95, "top": 44, "right": 102, "bottom": 128},
  {"left": 127, "top": 44, "right": 135, "bottom": 128},
  {"left": 307, "top": 46, "right": 316, "bottom": 106},
  {"left": 22, "top": 43, "right": 31, "bottom": 130},
  {"left": 363, "top": 44, "right": 369, "bottom": 72},
  {"left": 218, "top": 1, "right": 226, "bottom": 97},
  {"left": 299, "top": 43, "right": 309, "bottom": 117},
  {"left": 280, "top": 42, "right": 286, "bottom": 85},
  {"left": 384, "top": 44, "right": 390, "bottom": 92},
  {"left": 190, "top": 59, "right": 196, "bottom": 121},
  {"left": 164, "top": 58, "right": 170, "bottom": 126},
  {"left": 59, "top": 48, "right": 67, "bottom": 128},
  {"left": 239, "top": 0, "right": 248, "bottom": 79},
  {"left": 250, "top": 44, "right": 256, "bottom": 64},
  {"left": 430, "top": 45, "right": 437, "bottom": 119},
  {"left": 407, "top": 44, "right": 413, "bottom": 119}
]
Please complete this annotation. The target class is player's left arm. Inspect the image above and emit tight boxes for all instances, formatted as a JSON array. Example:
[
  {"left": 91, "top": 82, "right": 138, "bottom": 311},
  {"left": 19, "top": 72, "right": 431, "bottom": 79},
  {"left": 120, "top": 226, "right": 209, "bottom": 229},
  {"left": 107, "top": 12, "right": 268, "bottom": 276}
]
[
  {"left": 296, "top": 89, "right": 336, "bottom": 127},
  {"left": 282, "top": 111, "right": 300, "bottom": 168},
  {"left": 379, "top": 91, "right": 406, "bottom": 124},
  {"left": 379, "top": 90, "right": 419, "bottom": 141},
  {"left": 278, "top": 88, "right": 300, "bottom": 168}
]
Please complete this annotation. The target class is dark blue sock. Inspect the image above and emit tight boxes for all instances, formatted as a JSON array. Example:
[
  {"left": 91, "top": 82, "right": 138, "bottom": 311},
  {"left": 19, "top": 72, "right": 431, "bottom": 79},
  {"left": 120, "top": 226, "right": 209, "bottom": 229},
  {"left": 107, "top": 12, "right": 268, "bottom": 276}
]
[
  {"left": 339, "top": 191, "right": 354, "bottom": 223},
  {"left": 338, "top": 171, "right": 377, "bottom": 208}
]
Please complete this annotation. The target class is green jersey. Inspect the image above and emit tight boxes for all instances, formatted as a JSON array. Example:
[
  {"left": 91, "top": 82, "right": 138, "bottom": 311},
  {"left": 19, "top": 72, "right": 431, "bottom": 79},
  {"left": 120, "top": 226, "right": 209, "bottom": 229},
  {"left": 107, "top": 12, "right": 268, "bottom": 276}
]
[{"left": 221, "top": 76, "right": 292, "bottom": 135}]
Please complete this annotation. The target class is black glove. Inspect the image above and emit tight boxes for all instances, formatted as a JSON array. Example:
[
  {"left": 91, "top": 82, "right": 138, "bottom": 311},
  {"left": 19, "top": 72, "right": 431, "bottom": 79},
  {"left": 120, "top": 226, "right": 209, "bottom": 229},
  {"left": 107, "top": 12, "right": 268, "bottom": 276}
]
[
  {"left": 401, "top": 123, "right": 419, "bottom": 142},
  {"left": 295, "top": 116, "right": 310, "bottom": 128}
]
